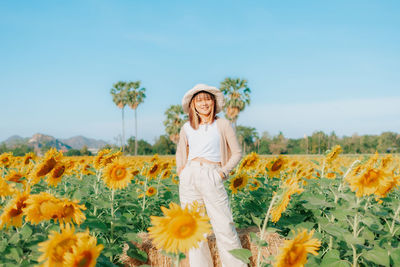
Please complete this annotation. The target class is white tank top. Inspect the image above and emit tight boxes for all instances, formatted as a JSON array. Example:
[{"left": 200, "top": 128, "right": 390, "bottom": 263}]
[{"left": 184, "top": 121, "right": 221, "bottom": 162}]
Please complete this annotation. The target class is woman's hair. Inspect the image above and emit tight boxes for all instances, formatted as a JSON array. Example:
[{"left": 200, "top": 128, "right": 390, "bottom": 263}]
[{"left": 189, "top": 91, "right": 217, "bottom": 130}]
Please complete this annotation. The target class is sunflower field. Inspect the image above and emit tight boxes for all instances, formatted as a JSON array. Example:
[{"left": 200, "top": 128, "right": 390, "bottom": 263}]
[{"left": 0, "top": 147, "right": 399, "bottom": 267}]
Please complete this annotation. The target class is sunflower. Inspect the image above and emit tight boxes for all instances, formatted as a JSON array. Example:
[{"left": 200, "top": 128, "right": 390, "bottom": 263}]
[
  {"left": 325, "top": 172, "right": 337, "bottom": 179},
  {"left": 375, "top": 175, "right": 399, "bottom": 198},
  {"left": 22, "top": 152, "right": 37, "bottom": 165},
  {"left": 171, "top": 175, "right": 179, "bottom": 184},
  {"left": 267, "top": 156, "right": 288, "bottom": 178},
  {"left": 229, "top": 172, "right": 250, "bottom": 194},
  {"left": 347, "top": 167, "right": 392, "bottom": 197},
  {"left": 54, "top": 199, "right": 87, "bottom": 225},
  {"left": 93, "top": 149, "right": 111, "bottom": 169},
  {"left": 63, "top": 234, "right": 103, "bottom": 267},
  {"left": 150, "top": 154, "right": 160, "bottom": 162},
  {"left": 238, "top": 152, "right": 259, "bottom": 171},
  {"left": 271, "top": 179, "right": 304, "bottom": 223},
  {"left": 146, "top": 186, "right": 157, "bottom": 197},
  {"left": 148, "top": 202, "right": 211, "bottom": 254},
  {"left": 0, "top": 191, "right": 30, "bottom": 228},
  {"left": 249, "top": 179, "right": 262, "bottom": 191},
  {"left": 102, "top": 158, "right": 132, "bottom": 190},
  {"left": 5, "top": 170, "right": 26, "bottom": 185},
  {"left": 161, "top": 169, "right": 172, "bottom": 180},
  {"left": 275, "top": 229, "right": 321, "bottom": 267},
  {"left": 30, "top": 148, "right": 63, "bottom": 184},
  {"left": 46, "top": 161, "right": 69, "bottom": 187},
  {"left": 0, "top": 177, "right": 16, "bottom": 200},
  {"left": 145, "top": 161, "right": 162, "bottom": 180},
  {"left": 325, "top": 145, "right": 342, "bottom": 165},
  {"left": 38, "top": 224, "right": 78, "bottom": 267},
  {"left": 99, "top": 151, "right": 122, "bottom": 168},
  {"left": 131, "top": 168, "right": 140, "bottom": 177},
  {"left": 23, "top": 192, "right": 61, "bottom": 224},
  {"left": 0, "top": 152, "right": 13, "bottom": 168},
  {"left": 80, "top": 163, "right": 95, "bottom": 176}
]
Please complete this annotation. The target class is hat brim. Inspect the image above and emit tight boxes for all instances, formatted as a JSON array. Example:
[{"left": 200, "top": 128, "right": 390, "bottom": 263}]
[{"left": 182, "top": 84, "right": 225, "bottom": 114}]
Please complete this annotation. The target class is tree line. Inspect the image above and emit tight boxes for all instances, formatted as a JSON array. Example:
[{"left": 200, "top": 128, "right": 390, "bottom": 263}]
[{"left": 98, "top": 129, "right": 399, "bottom": 155}]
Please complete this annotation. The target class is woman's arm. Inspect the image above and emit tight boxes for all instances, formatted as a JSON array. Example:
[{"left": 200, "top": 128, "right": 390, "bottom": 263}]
[
  {"left": 221, "top": 121, "right": 242, "bottom": 178},
  {"left": 175, "top": 127, "right": 188, "bottom": 176}
]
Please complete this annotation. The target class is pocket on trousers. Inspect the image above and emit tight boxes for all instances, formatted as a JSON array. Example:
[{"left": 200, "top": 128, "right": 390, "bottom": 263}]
[{"left": 213, "top": 168, "right": 223, "bottom": 185}]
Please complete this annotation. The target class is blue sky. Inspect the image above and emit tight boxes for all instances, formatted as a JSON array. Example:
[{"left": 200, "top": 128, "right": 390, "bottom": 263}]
[{"left": 1, "top": 0, "right": 399, "bottom": 144}]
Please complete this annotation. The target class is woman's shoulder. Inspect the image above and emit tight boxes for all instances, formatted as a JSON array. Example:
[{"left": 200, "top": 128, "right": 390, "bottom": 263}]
[{"left": 216, "top": 117, "right": 231, "bottom": 127}]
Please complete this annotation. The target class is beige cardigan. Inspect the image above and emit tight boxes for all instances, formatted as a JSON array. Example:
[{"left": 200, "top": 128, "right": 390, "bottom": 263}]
[{"left": 176, "top": 117, "right": 242, "bottom": 179}]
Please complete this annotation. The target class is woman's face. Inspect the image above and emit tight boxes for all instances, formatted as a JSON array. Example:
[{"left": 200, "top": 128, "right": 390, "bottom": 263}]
[{"left": 193, "top": 92, "right": 214, "bottom": 116}]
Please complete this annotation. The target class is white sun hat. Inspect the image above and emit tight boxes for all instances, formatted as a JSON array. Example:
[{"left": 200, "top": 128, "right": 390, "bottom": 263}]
[{"left": 182, "top": 83, "right": 225, "bottom": 114}]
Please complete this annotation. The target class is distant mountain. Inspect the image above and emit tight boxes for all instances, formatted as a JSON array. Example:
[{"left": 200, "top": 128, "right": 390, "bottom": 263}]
[
  {"left": 60, "top": 136, "right": 108, "bottom": 150},
  {"left": 28, "top": 133, "right": 71, "bottom": 153},
  {"left": 2, "top": 135, "right": 29, "bottom": 147},
  {"left": 1, "top": 134, "right": 109, "bottom": 154}
]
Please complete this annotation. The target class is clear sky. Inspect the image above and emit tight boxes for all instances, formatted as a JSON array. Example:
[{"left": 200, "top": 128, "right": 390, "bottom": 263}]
[{"left": 1, "top": 0, "right": 399, "bottom": 144}]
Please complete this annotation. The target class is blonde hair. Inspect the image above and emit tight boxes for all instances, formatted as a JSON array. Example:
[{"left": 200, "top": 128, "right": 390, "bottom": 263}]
[{"left": 189, "top": 91, "right": 217, "bottom": 130}]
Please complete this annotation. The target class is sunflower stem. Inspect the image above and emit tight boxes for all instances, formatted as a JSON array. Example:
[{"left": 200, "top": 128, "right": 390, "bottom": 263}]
[
  {"left": 390, "top": 204, "right": 400, "bottom": 236},
  {"left": 174, "top": 254, "right": 180, "bottom": 267},
  {"left": 321, "top": 159, "right": 326, "bottom": 179},
  {"left": 351, "top": 197, "right": 362, "bottom": 267},
  {"left": 111, "top": 189, "right": 115, "bottom": 244},
  {"left": 142, "top": 176, "right": 148, "bottom": 211},
  {"left": 256, "top": 194, "right": 277, "bottom": 267}
]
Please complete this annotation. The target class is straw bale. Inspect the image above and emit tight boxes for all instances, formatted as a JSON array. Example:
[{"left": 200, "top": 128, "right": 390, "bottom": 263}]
[{"left": 120, "top": 227, "right": 284, "bottom": 267}]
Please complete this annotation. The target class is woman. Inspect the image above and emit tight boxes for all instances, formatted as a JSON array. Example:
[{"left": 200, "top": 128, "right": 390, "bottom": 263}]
[{"left": 176, "top": 83, "right": 247, "bottom": 267}]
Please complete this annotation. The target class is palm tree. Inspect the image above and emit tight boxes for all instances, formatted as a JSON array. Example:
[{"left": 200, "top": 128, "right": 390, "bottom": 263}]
[
  {"left": 110, "top": 81, "right": 128, "bottom": 151},
  {"left": 163, "top": 105, "right": 188, "bottom": 144},
  {"left": 126, "top": 81, "right": 146, "bottom": 155},
  {"left": 236, "top": 125, "right": 258, "bottom": 154},
  {"left": 219, "top": 77, "right": 251, "bottom": 128}
]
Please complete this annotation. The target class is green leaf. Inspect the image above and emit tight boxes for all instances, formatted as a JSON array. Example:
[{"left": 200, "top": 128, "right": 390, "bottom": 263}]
[
  {"left": 0, "top": 239, "right": 7, "bottom": 253},
  {"left": 95, "top": 254, "right": 119, "bottom": 267},
  {"left": 311, "top": 159, "right": 320, "bottom": 166},
  {"left": 229, "top": 248, "right": 252, "bottom": 264},
  {"left": 330, "top": 209, "right": 349, "bottom": 221},
  {"left": 251, "top": 214, "right": 262, "bottom": 227},
  {"left": 343, "top": 234, "right": 364, "bottom": 245},
  {"left": 324, "top": 224, "right": 346, "bottom": 238},
  {"left": 363, "top": 247, "right": 390, "bottom": 266},
  {"left": 390, "top": 249, "right": 400, "bottom": 266},
  {"left": 5, "top": 247, "right": 22, "bottom": 261},
  {"left": 20, "top": 224, "right": 33, "bottom": 240},
  {"left": 8, "top": 233, "right": 20, "bottom": 245},
  {"left": 124, "top": 233, "right": 142, "bottom": 243},
  {"left": 126, "top": 242, "right": 148, "bottom": 263},
  {"left": 320, "top": 250, "right": 351, "bottom": 267}
]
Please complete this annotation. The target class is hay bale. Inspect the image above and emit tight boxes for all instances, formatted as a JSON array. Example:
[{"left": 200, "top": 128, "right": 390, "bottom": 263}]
[{"left": 120, "top": 227, "right": 284, "bottom": 267}]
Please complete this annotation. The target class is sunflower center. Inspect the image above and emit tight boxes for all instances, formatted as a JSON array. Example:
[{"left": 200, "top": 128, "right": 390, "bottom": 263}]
[
  {"left": 24, "top": 157, "right": 33, "bottom": 165},
  {"left": 52, "top": 166, "right": 66, "bottom": 179},
  {"left": 53, "top": 238, "right": 76, "bottom": 262},
  {"left": 233, "top": 177, "right": 244, "bottom": 188},
  {"left": 9, "top": 208, "right": 22, "bottom": 217},
  {"left": 363, "top": 169, "right": 380, "bottom": 185},
  {"left": 149, "top": 164, "right": 158, "bottom": 174},
  {"left": 40, "top": 200, "right": 60, "bottom": 217},
  {"left": 169, "top": 215, "right": 196, "bottom": 239},
  {"left": 112, "top": 166, "right": 127, "bottom": 181},
  {"left": 271, "top": 160, "right": 282, "bottom": 171},
  {"left": 9, "top": 174, "right": 23, "bottom": 183},
  {"left": 63, "top": 204, "right": 75, "bottom": 217},
  {"left": 286, "top": 244, "right": 306, "bottom": 264},
  {"left": 77, "top": 251, "right": 93, "bottom": 267},
  {"left": 37, "top": 158, "right": 57, "bottom": 176}
]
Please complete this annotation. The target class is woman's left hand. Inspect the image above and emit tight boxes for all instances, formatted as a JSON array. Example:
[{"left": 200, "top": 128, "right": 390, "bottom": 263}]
[{"left": 218, "top": 171, "right": 225, "bottom": 180}]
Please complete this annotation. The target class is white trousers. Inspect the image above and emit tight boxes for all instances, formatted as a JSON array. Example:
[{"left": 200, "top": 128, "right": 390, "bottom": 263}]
[{"left": 179, "top": 160, "right": 247, "bottom": 267}]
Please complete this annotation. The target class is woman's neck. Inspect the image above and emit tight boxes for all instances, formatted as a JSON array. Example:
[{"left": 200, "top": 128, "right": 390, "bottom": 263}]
[{"left": 199, "top": 114, "right": 212, "bottom": 124}]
